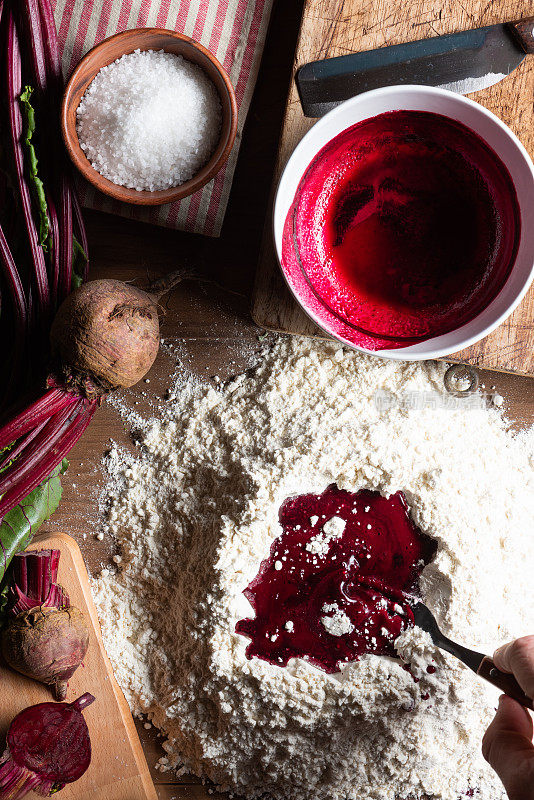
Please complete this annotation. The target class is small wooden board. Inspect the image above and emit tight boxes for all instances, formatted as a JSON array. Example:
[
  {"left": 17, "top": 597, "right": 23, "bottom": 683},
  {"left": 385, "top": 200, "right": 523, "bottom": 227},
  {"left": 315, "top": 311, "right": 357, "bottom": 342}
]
[
  {"left": 0, "top": 533, "right": 157, "bottom": 800},
  {"left": 252, "top": 0, "right": 534, "bottom": 376}
]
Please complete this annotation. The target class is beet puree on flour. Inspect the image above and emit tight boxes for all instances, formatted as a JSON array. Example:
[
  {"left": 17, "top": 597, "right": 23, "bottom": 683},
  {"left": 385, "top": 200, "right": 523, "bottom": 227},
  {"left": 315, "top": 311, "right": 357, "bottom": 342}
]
[
  {"left": 236, "top": 486, "right": 436, "bottom": 673},
  {"left": 281, "top": 110, "right": 520, "bottom": 349}
]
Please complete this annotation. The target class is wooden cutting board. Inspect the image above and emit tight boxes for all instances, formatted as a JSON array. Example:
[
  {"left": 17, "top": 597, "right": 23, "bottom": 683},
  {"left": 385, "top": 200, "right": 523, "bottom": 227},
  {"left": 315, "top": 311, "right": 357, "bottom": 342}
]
[
  {"left": 0, "top": 533, "right": 157, "bottom": 800},
  {"left": 252, "top": 0, "right": 534, "bottom": 376}
]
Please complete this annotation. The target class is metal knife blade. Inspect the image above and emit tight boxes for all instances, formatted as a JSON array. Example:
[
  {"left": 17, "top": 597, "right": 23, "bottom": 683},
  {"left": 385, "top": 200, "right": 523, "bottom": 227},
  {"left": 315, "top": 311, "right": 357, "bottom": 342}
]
[
  {"left": 411, "top": 600, "right": 485, "bottom": 673},
  {"left": 297, "top": 23, "right": 526, "bottom": 117}
]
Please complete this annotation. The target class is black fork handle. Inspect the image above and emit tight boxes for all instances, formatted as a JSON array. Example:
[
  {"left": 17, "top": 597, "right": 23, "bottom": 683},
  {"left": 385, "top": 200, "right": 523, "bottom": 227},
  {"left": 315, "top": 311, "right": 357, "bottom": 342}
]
[{"left": 477, "top": 656, "right": 534, "bottom": 710}]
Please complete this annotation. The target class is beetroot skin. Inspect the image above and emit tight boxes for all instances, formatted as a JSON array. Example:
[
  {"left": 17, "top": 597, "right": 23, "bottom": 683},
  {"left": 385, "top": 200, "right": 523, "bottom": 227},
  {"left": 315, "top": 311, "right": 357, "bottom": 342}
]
[
  {"left": 2, "top": 606, "right": 89, "bottom": 701},
  {"left": 0, "top": 693, "right": 95, "bottom": 799},
  {"left": 50, "top": 279, "right": 160, "bottom": 395},
  {"left": 0, "top": 267, "right": 188, "bottom": 533},
  {"left": 2, "top": 550, "right": 89, "bottom": 700}
]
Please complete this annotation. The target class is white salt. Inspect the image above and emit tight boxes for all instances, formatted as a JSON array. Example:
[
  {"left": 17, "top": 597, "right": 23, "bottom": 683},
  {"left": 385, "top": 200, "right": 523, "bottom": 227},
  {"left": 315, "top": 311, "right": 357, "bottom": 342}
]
[{"left": 77, "top": 49, "right": 222, "bottom": 191}]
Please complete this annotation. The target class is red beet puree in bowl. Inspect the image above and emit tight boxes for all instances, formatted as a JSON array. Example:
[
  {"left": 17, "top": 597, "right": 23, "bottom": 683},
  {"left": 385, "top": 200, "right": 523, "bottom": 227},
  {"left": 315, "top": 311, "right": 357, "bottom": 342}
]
[{"left": 281, "top": 110, "right": 520, "bottom": 350}]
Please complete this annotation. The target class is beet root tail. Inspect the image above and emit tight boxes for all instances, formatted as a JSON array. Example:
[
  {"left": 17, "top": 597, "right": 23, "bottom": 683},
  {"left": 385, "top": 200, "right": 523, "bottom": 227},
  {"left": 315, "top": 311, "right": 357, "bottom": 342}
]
[{"left": 71, "top": 693, "right": 95, "bottom": 713}]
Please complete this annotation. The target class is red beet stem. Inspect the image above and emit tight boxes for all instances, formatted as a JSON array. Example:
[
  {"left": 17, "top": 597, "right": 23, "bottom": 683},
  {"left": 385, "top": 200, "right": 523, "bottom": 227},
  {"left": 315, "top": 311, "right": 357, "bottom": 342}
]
[
  {"left": 0, "top": 758, "right": 51, "bottom": 799},
  {"left": 45, "top": 188, "right": 60, "bottom": 304},
  {"left": 0, "top": 224, "right": 28, "bottom": 409},
  {"left": 6, "top": 9, "right": 49, "bottom": 320},
  {"left": 36, "top": 0, "right": 61, "bottom": 81},
  {"left": 57, "top": 181, "right": 72, "bottom": 302},
  {"left": 13, "top": 549, "right": 59, "bottom": 596},
  {"left": 0, "top": 399, "right": 97, "bottom": 520},
  {"left": 21, "top": 0, "right": 78, "bottom": 305},
  {"left": 17, "top": 0, "right": 47, "bottom": 94},
  {"left": 71, "top": 693, "right": 95, "bottom": 713},
  {"left": 72, "top": 192, "right": 89, "bottom": 282},
  {"left": 8, "top": 549, "right": 69, "bottom": 615},
  {"left": 0, "top": 420, "right": 48, "bottom": 472},
  {"left": 0, "top": 388, "right": 73, "bottom": 451},
  {"left": 0, "top": 399, "right": 82, "bottom": 497},
  {"left": 0, "top": 225, "right": 27, "bottom": 337}
]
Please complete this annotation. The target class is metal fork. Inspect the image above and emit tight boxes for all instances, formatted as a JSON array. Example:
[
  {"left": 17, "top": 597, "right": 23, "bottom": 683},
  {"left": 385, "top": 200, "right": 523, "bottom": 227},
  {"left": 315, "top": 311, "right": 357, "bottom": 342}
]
[{"left": 412, "top": 600, "right": 533, "bottom": 710}]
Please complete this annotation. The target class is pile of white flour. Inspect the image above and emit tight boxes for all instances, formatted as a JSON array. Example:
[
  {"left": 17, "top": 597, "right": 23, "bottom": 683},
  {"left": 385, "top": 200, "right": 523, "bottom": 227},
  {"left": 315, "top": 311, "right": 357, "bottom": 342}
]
[{"left": 92, "top": 337, "right": 534, "bottom": 800}]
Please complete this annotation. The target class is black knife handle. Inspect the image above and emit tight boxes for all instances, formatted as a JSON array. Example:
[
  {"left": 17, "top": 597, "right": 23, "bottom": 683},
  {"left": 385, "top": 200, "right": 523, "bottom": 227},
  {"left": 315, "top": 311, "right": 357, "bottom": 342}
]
[
  {"left": 477, "top": 656, "right": 534, "bottom": 710},
  {"left": 508, "top": 17, "right": 534, "bottom": 54}
]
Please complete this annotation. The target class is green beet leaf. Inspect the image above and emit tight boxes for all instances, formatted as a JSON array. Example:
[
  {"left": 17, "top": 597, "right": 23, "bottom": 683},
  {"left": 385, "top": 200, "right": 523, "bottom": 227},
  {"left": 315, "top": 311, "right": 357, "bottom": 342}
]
[
  {"left": 0, "top": 459, "right": 68, "bottom": 608},
  {"left": 20, "top": 86, "right": 50, "bottom": 250}
]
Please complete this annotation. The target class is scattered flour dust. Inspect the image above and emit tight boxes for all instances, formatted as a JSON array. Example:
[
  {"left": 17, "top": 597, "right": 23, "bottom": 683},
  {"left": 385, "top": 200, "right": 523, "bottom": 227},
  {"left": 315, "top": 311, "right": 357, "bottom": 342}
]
[{"left": 92, "top": 337, "right": 534, "bottom": 800}]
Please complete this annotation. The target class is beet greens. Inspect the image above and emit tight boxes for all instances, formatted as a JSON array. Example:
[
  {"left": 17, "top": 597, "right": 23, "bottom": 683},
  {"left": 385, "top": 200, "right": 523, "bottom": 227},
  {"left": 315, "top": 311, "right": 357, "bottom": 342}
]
[
  {"left": 0, "top": 0, "right": 89, "bottom": 578},
  {"left": 2, "top": 549, "right": 90, "bottom": 699},
  {"left": 0, "top": 0, "right": 185, "bottom": 583}
]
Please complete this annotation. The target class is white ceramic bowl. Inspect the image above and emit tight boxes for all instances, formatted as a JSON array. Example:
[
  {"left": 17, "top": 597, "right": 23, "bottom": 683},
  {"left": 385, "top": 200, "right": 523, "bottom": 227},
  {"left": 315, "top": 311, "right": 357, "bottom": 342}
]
[{"left": 274, "top": 85, "right": 534, "bottom": 360}]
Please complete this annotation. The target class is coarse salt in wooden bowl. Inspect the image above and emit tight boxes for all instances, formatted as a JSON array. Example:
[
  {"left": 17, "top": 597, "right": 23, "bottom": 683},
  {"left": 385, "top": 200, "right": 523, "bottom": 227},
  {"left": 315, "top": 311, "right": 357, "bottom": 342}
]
[{"left": 61, "top": 28, "right": 238, "bottom": 206}]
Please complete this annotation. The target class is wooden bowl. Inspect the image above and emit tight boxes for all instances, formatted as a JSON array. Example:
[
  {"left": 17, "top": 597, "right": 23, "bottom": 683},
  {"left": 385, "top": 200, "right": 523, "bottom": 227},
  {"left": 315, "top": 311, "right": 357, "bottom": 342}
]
[{"left": 61, "top": 28, "right": 238, "bottom": 205}]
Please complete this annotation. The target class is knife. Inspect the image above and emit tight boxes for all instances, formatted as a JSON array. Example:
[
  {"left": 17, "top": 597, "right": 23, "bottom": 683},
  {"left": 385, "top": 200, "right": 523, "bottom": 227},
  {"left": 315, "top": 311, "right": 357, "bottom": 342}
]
[{"left": 297, "top": 16, "right": 534, "bottom": 117}]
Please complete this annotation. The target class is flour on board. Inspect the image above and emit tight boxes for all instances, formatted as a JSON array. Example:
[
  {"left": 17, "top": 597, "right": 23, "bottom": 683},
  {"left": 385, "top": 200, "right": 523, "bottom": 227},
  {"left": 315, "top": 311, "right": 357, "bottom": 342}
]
[{"left": 92, "top": 337, "right": 534, "bottom": 800}]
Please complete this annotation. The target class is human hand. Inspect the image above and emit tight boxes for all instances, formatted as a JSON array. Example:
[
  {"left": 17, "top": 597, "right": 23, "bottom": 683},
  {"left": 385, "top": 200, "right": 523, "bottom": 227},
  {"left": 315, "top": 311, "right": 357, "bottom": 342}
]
[{"left": 482, "top": 636, "right": 534, "bottom": 800}]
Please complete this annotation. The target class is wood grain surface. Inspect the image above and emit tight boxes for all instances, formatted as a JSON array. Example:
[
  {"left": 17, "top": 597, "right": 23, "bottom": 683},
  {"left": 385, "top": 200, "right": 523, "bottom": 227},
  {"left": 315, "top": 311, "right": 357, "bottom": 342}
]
[
  {"left": 22, "top": 2, "right": 534, "bottom": 798},
  {"left": 0, "top": 533, "right": 157, "bottom": 800},
  {"left": 252, "top": 0, "right": 534, "bottom": 376},
  {"left": 47, "top": 214, "right": 534, "bottom": 800}
]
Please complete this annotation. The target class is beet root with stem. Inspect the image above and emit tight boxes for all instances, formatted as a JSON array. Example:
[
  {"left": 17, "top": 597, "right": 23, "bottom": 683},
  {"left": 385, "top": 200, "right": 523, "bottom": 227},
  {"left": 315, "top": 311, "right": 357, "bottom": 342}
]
[
  {"left": 0, "top": 271, "right": 190, "bottom": 538},
  {"left": 2, "top": 606, "right": 89, "bottom": 701},
  {"left": 2, "top": 550, "right": 89, "bottom": 700},
  {"left": 0, "top": 693, "right": 94, "bottom": 799}
]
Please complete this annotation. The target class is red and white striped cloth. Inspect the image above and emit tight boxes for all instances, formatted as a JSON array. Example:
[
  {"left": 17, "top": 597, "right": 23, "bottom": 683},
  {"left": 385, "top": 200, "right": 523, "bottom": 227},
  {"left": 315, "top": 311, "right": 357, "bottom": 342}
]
[{"left": 53, "top": 0, "right": 274, "bottom": 236}]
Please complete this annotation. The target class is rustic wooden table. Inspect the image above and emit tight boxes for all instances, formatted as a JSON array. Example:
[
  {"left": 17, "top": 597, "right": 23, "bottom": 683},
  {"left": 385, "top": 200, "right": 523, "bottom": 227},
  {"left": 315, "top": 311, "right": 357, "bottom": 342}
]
[{"left": 43, "top": 2, "right": 534, "bottom": 796}]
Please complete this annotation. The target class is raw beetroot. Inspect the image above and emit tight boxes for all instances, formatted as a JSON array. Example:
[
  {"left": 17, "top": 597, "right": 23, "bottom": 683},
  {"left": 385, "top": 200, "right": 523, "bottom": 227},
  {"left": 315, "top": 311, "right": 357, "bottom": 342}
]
[
  {"left": 1, "top": 550, "right": 89, "bottom": 700},
  {"left": 0, "top": 0, "right": 89, "bottom": 582},
  {"left": 50, "top": 279, "right": 160, "bottom": 396},
  {"left": 0, "top": 272, "right": 186, "bottom": 553},
  {"left": 0, "top": 693, "right": 94, "bottom": 798}
]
